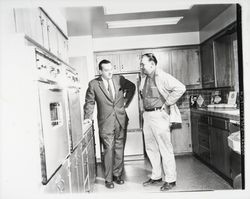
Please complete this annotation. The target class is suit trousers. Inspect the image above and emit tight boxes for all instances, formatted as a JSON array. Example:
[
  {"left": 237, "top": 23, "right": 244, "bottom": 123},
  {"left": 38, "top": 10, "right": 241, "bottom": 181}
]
[
  {"left": 143, "top": 109, "right": 177, "bottom": 183},
  {"left": 99, "top": 118, "right": 126, "bottom": 182}
]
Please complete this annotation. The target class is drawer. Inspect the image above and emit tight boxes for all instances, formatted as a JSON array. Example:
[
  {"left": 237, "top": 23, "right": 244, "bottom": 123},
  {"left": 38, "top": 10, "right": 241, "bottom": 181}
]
[
  {"left": 198, "top": 134, "right": 210, "bottom": 149},
  {"left": 198, "top": 123, "right": 210, "bottom": 135},
  {"left": 199, "top": 115, "right": 209, "bottom": 124},
  {"left": 211, "top": 117, "right": 229, "bottom": 130}
]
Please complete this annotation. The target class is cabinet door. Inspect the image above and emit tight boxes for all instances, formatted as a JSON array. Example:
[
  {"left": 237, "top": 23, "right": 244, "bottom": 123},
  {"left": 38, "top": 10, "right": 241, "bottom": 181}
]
[
  {"left": 87, "top": 137, "right": 96, "bottom": 190},
  {"left": 171, "top": 109, "right": 192, "bottom": 154},
  {"left": 191, "top": 113, "right": 199, "bottom": 154},
  {"left": 70, "top": 149, "right": 80, "bottom": 193},
  {"left": 40, "top": 11, "right": 49, "bottom": 50},
  {"left": 96, "top": 54, "right": 120, "bottom": 74},
  {"left": 119, "top": 51, "right": 141, "bottom": 72},
  {"left": 210, "top": 127, "right": 231, "bottom": 178},
  {"left": 81, "top": 149, "right": 90, "bottom": 192},
  {"left": 201, "top": 40, "right": 215, "bottom": 88},
  {"left": 214, "top": 34, "right": 235, "bottom": 87},
  {"left": 47, "top": 19, "right": 58, "bottom": 55},
  {"left": 14, "top": 8, "right": 43, "bottom": 45},
  {"left": 171, "top": 49, "right": 201, "bottom": 86},
  {"left": 44, "top": 159, "right": 70, "bottom": 193},
  {"left": 152, "top": 49, "right": 171, "bottom": 74}
]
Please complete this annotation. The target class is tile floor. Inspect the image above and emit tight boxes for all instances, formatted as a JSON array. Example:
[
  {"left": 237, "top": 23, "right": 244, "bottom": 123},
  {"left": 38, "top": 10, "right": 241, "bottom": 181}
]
[{"left": 92, "top": 155, "right": 232, "bottom": 193}]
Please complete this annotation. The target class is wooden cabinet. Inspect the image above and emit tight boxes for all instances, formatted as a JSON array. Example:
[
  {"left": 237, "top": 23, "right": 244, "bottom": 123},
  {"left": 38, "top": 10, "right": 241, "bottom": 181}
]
[
  {"left": 44, "top": 159, "right": 70, "bottom": 193},
  {"left": 210, "top": 127, "right": 231, "bottom": 178},
  {"left": 14, "top": 8, "right": 44, "bottom": 45},
  {"left": 47, "top": 18, "right": 58, "bottom": 56},
  {"left": 200, "top": 39, "right": 215, "bottom": 88},
  {"left": 213, "top": 30, "right": 237, "bottom": 88},
  {"left": 191, "top": 110, "right": 238, "bottom": 181},
  {"left": 171, "top": 109, "right": 192, "bottom": 154},
  {"left": 200, "top": 23, "right": 238, "bottom": 89},
  {"left": 96, "top": 53, "right": 120, "bottom": 73},
  {"left": 14, "top": 8, "right": 69, "bottom": 62},
  {"left": 44, "top": 126, "right": 96, "bottom": 193},
  {"left": 95, "top": 47, "right": 201, "bottom": 89},
  {"left": 95, "top": 51, "right": 141, "bottom": 74},
  {"left": 119, "top": 51, "right": 141, "bottom": 72},
  {"left": 171, "top": 48, "right": 201, "bottom": 87},
  {"left": 152, "top": 49, "right": 171, "bottom": 74},
  {"left": 191, "top": 112, "right": 199, "bottom": 154}
]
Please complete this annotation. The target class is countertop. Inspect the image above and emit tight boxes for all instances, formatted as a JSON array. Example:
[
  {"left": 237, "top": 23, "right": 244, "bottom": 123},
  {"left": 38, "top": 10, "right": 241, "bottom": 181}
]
[{"left": 191, "top": 108, "right": 240, "bottom": 121}]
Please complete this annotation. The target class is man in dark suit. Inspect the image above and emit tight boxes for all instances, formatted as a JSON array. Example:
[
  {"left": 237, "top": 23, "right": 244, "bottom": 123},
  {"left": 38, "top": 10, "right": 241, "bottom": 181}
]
[{"left": 83, "top": 59, "right": 135, "bottom": 189}]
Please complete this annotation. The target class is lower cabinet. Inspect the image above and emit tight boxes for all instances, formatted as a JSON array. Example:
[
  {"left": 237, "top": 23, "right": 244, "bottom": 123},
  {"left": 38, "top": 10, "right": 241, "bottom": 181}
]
[
  {"left": 171, "top": 109, "right": 192, "bottom": 154},
  {"left": 191, "top": 110, "right": 239, "bottom": 183},
  {"left": 44, "top": 159, "right": 71, "bottom": 193},
  {"left": 44, "top": 126, "right": 96, "bottom": 193},
  {"left": 210, "top": 127, "right": 231, "bottom": 178}
]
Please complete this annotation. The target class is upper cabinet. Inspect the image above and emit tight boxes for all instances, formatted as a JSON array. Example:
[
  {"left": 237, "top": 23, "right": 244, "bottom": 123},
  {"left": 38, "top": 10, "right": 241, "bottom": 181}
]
[
  {"left": 200, "top": 23, "right": 238, "bottom": 89},
  {"left": 95, "top": 47, "right": 202, "bottom": 89},
  {"left": 200, "top": 39, "right": 216, "bottom": 88},
  {"left": 213, "top": 27, "right": 238, "bottom": 88},
  {"left": 14, "top": 8, "right": 69, "bottom": 63},
  {"left": 171, "top": 47, "right": 201, "bottom": 88},
  {"left": 95, "top": 50, "right": 141, "bottom": 75},
  {"left": 151, "top": 49, "right": 172, "bottom": 74},
  {"left": 119, "top": 51, "right": 141, "bottom": 73}
]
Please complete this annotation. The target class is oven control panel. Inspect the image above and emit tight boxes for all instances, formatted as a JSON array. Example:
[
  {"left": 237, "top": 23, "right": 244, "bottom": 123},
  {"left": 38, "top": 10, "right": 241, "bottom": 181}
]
[{"left": 36, "top": 53, "right": 61, "bottom": 82}]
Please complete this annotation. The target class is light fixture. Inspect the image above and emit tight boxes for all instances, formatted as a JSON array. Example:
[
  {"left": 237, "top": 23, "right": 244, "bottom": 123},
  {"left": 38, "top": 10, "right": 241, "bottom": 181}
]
[
  {"left": 104, "top": 5, "right": 193, "bottom": 15},
  {"left": 106, "top": 17, "right": 184, "bottom": 29}
]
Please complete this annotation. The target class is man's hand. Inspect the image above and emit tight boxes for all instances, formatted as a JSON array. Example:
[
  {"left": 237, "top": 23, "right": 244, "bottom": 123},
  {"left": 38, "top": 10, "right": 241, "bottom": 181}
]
[{"left": 83, "top": 119, "right": 92, "bottom": 125}]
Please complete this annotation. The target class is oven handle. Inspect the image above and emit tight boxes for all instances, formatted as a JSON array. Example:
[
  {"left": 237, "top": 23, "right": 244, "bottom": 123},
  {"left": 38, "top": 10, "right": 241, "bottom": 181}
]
[{"left": 48, "top": 86, "right": 63, "bottom": 92}]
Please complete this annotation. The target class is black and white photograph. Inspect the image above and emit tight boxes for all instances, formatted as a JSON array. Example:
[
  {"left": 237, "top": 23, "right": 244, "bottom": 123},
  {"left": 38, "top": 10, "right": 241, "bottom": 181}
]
[{"left": 0, "top": 0, "right": 249, "bottom": 199}]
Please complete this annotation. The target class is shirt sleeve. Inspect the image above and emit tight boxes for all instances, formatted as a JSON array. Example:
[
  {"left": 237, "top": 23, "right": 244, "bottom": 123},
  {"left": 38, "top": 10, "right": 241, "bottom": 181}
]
[{"left": 163, "top": 73, "right": 186, "bottom": 106}]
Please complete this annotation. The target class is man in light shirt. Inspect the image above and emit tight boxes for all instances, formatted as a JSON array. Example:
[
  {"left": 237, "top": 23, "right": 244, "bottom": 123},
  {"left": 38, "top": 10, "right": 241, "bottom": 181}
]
[
  {"left": 139, "top": 53, "right": 186, "bottom": 191},
  {"left": 83, "top": 59, "right": 135, "bottom": 189}
]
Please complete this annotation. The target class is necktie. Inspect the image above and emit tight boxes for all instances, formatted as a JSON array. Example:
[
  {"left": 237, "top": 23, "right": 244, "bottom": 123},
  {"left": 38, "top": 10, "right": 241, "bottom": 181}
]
[{"left": 108, "top": 80, "right": 114, "bottom": 101}]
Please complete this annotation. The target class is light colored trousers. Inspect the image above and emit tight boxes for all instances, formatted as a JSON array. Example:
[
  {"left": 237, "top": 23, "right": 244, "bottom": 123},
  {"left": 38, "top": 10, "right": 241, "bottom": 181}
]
[{"left": 143, "top": 110, "right": 177, "bottom": 182}]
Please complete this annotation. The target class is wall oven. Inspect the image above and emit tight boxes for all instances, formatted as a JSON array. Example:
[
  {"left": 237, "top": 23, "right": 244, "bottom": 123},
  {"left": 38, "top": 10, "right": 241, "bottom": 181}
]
[{"left": 36, "top": 52, "right": 70, "bottom": 184}]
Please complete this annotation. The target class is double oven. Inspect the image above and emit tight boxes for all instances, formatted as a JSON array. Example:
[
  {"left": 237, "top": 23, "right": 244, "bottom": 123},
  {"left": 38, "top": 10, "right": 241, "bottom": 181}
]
[{"left": 36, "top": 51, "right": 82, "bottom": 184}]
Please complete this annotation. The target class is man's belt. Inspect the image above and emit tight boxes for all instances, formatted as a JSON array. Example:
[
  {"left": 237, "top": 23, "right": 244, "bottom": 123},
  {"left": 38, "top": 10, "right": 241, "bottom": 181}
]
[{"left": 144, "top": 107, "right": 162, "bottom": 112}]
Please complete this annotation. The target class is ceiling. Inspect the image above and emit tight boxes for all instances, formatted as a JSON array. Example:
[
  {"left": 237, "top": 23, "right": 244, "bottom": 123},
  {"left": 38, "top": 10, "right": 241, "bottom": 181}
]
[{"left": 61, "top": 4, "right": 231, "bottom": 38}]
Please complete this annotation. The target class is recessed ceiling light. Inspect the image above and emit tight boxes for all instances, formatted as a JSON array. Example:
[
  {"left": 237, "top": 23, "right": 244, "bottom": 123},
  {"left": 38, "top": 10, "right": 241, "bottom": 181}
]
[
  {"left": 106, "top": 17, "right": 184, "bottom": 29},
  {"left": 104, "top": 5, "right": 193, "bottom": 15}
]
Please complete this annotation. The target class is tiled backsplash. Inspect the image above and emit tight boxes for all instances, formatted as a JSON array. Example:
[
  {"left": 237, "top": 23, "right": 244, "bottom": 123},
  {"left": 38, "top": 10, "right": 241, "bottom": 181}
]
[{"left": 177, "top": 87, "right": 236, "bottom": 108}]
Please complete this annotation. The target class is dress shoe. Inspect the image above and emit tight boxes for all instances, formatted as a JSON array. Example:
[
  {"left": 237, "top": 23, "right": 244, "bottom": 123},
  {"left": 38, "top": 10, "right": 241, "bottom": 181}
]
[
  {"left": 143, "top": 178, "right": 162, "bottom": 186},
  {"left": 160, "top": 181, "right": 176, "bottom": 191},
  {"left": 113, "top": 176, "right": 124, "bottom": 184},
  {"left": 105, "top": 181, "right": 114, "bottom": 189}
]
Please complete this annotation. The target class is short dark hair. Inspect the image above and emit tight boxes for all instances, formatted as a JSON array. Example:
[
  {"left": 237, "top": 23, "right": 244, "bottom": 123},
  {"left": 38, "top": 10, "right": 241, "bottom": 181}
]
[
  {"left": 99, "top": 59, "right": 111, "bottom": 70},
  {"left": 142, "top": 53, "right": 158, "bottom": 65}
]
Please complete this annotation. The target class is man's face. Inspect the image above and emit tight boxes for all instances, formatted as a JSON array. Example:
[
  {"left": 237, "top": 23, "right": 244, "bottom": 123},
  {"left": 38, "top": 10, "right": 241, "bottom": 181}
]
[
  {"left": 140, "top": 56, "right": 154, "bottom": 75},
  {"left": 100, "top": 63, "right": 113, "bottom": 80}
]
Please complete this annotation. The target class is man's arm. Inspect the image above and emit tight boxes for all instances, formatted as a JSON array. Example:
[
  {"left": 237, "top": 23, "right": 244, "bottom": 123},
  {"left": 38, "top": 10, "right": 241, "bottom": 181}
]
[
  {"left": 83, "top": 81, "right": 95, "bottom": 120},
  {"left": 162, "top": 73, "right": 186, "bottom": 106},
  {"left": 120, "top": 76, "right": 136, "bottom": 108}
]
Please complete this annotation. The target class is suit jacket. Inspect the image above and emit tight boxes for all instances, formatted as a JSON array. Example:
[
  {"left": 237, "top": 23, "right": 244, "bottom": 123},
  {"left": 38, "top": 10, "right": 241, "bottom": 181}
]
[
  {"left": 139, "top": 68, "right": 186, "bottom": 123},
  {"left": 84, "top": 75, "right": 135, "bottom": 133}
]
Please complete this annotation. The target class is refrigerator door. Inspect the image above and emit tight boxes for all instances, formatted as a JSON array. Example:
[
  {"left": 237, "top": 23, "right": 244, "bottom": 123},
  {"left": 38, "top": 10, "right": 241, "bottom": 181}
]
[
  {"left": 67, "top": 87, "right": 83, "bottom": 150},
  {"left": 122, "top": 74, "right": 144, "bottom": 157}
]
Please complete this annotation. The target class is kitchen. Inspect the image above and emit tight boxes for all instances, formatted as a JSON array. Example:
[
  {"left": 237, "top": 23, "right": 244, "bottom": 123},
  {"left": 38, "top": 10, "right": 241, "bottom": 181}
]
[{"left": 0, "top": 1, "right": 249, "bottom": 198}]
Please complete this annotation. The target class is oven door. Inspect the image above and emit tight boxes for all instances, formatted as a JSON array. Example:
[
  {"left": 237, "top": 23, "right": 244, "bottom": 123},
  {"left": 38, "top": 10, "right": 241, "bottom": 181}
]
[
  {"left": 38, "top": 82, "right": 70, "bottom": 183},
  {"left": 67, "top": 87, "right": 83, "bottom": 150}
]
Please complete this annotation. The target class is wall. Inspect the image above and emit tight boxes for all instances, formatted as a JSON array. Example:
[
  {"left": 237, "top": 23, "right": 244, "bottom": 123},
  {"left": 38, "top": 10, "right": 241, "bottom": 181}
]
[
  {"left": 200, "top": 4, "right": 237, "bottom": 43},
  {"left": 93, "top": 32, "right": 200, "bottom": 52}
]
